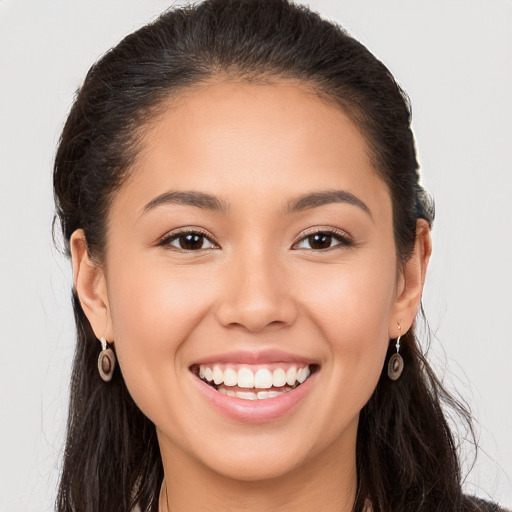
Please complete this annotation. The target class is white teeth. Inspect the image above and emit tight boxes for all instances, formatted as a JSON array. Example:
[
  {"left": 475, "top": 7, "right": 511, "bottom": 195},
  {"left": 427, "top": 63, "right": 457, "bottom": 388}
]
[
  {"left": 237, "top": 368, "right": 254, "bottom": 388},
  {"left": 223, "top": 368, "right": 237, "bottom": 387},
  {"left": 286, "top": 366, "right": 297, "bottom": 386},
  {"left": 213, "top": 365, "right": 223, "bottom": 385},
  {"left": 197, "top": 363, "right": 312, "bottom": 389},
  {"left": 236, "top": 391, "right": 258, "bottom": 400},
  {"left": 217, "top": 386, "right": 293, "bottom": 400},
  {"left": 272, "top": 368, "right": 287, "bottom": 387},
  {"left": 236, "top": 389, "right": 288, "bottom": 400},
  {"left": 254, "top": 368, "right": 273, "bottom": 388},
  {"left": 297, "top": 366, "right": 310, "bottom": 383}
]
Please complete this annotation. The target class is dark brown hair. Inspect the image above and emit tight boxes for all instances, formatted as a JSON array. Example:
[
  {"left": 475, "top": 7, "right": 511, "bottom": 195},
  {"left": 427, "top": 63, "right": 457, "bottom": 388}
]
[{"left": 53, "top": 1, "right": 483, "bottom": 511}]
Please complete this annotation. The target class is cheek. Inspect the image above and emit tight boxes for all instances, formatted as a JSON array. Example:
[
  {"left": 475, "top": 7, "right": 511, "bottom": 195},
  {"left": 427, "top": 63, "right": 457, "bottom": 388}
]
[
  {"left": 108, "top": 259, "right": 216, "bottom": 339},
  {"left": 294, "top": 256, "right": 397, "bottom": 386},
  {"left": 105, "top": 262, "right": 216, "bottom": 413},
  {"left": 269, "top": 255, "right": 398, "bottom": 448},
  {"left": 298, "top": 256, "right": 397, "bottom": 334}
]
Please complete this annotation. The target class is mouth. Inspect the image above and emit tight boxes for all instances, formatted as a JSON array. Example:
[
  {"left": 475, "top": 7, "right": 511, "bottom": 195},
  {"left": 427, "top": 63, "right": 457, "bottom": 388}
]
[{"left": 190, "top": 362, "right": 319, "bottom": 401}]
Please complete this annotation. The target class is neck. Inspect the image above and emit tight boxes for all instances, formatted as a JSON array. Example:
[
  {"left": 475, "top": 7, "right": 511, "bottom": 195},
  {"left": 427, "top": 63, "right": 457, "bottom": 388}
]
[{"left": 157, "top": 425, "right": 358, "bottom": 512}]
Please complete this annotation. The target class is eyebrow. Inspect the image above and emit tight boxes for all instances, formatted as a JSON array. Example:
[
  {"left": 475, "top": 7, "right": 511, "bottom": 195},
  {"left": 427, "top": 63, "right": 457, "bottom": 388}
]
[
  {"left": 141, "top": 188, "right": 371, "bottom": 218},
  {"left": 141, "top": 190, "right": 229, "bottom": 215},
  {"left": 286, "top": 189, "right": 372, "bottom": 217}
]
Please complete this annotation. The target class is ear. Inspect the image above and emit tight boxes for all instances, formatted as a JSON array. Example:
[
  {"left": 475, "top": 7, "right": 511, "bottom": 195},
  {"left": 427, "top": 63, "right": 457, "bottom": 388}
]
[
  {"left": 70, "top": 229, "right": 114, "bottom": 341},
  {"left": 389, "top": 219, "right": 432, "bottom": 337}
]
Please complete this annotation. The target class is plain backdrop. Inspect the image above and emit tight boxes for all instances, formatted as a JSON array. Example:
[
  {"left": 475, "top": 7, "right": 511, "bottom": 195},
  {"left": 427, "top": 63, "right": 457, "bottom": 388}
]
[{"left": 0, "top": 0, "right": 511, "bottom": 510}]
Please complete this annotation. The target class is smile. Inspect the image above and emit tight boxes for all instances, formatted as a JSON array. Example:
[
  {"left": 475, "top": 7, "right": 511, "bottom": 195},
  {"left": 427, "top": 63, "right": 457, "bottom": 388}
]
[{"left": 192, "top": 363, "right": 314, "bottom": 400}]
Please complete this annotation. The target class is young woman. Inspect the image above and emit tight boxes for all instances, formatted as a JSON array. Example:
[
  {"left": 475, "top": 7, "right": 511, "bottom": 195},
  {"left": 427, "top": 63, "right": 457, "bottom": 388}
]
[{"left": 52, "top": 1, "right": 505, "bottom": 511}]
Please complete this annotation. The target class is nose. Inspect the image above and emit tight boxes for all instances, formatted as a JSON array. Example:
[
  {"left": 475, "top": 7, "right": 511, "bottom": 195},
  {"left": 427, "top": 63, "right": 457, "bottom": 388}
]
[{"left": 215, "top": 249, "right": 298, "bottom": 333}]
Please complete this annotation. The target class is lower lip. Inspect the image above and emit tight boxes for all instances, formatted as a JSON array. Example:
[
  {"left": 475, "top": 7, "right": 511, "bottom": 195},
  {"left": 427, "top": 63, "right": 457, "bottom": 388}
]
[{"left": 192, "top": 372, "right": 317, "bottom": 423}]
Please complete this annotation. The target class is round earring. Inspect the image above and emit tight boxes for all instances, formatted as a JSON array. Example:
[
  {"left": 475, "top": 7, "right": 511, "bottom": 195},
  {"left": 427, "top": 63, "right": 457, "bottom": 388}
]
[
  {"left": 97, "top": 337, "right": 116, "bottom": 382},
  {"left": 387, "top": 326, "right": 404, "bottom": 381}
]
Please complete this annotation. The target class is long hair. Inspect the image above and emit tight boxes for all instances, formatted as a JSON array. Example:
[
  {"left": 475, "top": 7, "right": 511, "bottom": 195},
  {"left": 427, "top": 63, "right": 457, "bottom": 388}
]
[{"left": 53, "top": 1, "right": 479, "bottom": 510}]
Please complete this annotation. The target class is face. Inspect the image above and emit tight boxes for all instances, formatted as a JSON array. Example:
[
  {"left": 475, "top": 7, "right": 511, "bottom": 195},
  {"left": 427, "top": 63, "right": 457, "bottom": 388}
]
[{"left": 82, "top": 80, "right": 414, "bottom": 482}]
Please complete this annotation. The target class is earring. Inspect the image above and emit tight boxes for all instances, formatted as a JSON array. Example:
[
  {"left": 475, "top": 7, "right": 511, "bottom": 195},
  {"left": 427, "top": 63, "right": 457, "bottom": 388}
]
[
  {"left": 387, "top": 325, "right": 404, "bottom": 381},
  {"left": 97, "top": 337, "right": 116, "bottom": 382}
]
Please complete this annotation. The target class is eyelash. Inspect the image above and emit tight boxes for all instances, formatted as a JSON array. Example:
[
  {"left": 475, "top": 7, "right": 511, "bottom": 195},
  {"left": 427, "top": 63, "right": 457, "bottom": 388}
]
[
  {"left": 158, "top": 228, "right": 219, "bottom": 252},
  {"left": 292, "top": 228, "right": 353, "bottom": 251},
  {"left": 158, "top": 227, "right": 353, "bottom": 252}
]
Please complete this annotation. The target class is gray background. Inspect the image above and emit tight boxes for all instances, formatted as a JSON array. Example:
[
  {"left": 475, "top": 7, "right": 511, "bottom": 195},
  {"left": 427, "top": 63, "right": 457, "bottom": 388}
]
[{"left": 0, "top": 0, "right": 510, "bottom": 510}]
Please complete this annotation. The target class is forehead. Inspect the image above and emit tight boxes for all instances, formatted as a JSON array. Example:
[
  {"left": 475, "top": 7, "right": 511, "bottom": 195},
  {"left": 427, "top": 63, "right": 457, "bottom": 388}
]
[
  {"left": 139, "top": 79, "right": 370, "bottom": 169},
  {"left": 112, "top": 79, "right": 390, "bottom": 222}
]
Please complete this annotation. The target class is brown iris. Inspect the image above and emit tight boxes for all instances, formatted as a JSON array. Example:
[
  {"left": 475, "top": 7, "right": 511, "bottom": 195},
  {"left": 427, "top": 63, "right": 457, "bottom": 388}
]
[
  {"left": 178, "top": 233, "right": 205, "bottom": 250},
  {"left": 307, "top": 233, "right": 333, "bottom": 250}
]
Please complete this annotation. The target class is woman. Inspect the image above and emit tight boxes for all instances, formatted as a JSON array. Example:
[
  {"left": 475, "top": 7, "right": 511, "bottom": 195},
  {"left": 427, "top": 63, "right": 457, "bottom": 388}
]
[{"left": 52, "top": 1, "right": 504, "bottom": 511}]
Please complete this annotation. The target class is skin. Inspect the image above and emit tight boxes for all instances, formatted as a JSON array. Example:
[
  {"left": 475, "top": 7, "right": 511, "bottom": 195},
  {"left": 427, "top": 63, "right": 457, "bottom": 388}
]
[{"left": 71, "top": 80, "right": 431, "bottom": 512}]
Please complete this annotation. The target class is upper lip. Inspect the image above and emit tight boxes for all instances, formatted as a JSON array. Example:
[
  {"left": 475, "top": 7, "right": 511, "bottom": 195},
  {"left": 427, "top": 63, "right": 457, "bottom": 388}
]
[{"left": 191, "top": 349, "right": 317, "bottom": 367}]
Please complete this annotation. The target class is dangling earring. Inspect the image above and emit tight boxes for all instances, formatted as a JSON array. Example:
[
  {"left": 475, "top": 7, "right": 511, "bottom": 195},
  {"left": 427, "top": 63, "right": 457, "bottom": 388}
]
[
  {"left": 97, "top": 337, "right": 116, "bottom": 382},
  {"left": 387, "top": 325, "right": 404, "bottom": 381}
]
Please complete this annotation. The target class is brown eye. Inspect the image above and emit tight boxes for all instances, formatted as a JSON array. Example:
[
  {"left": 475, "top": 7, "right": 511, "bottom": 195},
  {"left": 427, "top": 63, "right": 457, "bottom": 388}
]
[
  {"left": 162, "top": 231, "right": 217, "bottom": 251},
  {"left": 178, "top": 233, "right": 205, "bottom": 250},
  {"left": 307, "top": 233, "right": 333, "bottom": 250},
  {"left": 294, "top": 230, "right": 352, "bottom": 251}
]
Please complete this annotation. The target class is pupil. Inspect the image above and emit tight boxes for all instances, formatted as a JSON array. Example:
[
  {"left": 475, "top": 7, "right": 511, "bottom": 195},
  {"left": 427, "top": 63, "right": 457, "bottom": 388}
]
[
  {"left": 310, "top": 233, "right": 331, "bottom": 249},
  {"left": 180, "top": 233, "right": 203, "bottom": 250}
]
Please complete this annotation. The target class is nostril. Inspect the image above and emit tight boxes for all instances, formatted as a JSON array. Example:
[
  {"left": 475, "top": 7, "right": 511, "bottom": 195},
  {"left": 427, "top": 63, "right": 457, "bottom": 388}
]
[{"left": 221, "top": 317, "right": 293, "bottom": 334}]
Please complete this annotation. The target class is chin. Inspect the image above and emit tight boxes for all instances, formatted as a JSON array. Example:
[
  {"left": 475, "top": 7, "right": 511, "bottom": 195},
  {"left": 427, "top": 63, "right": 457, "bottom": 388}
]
[{"left": 200, "top": 448, "right": 308, "bottom": 483}]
